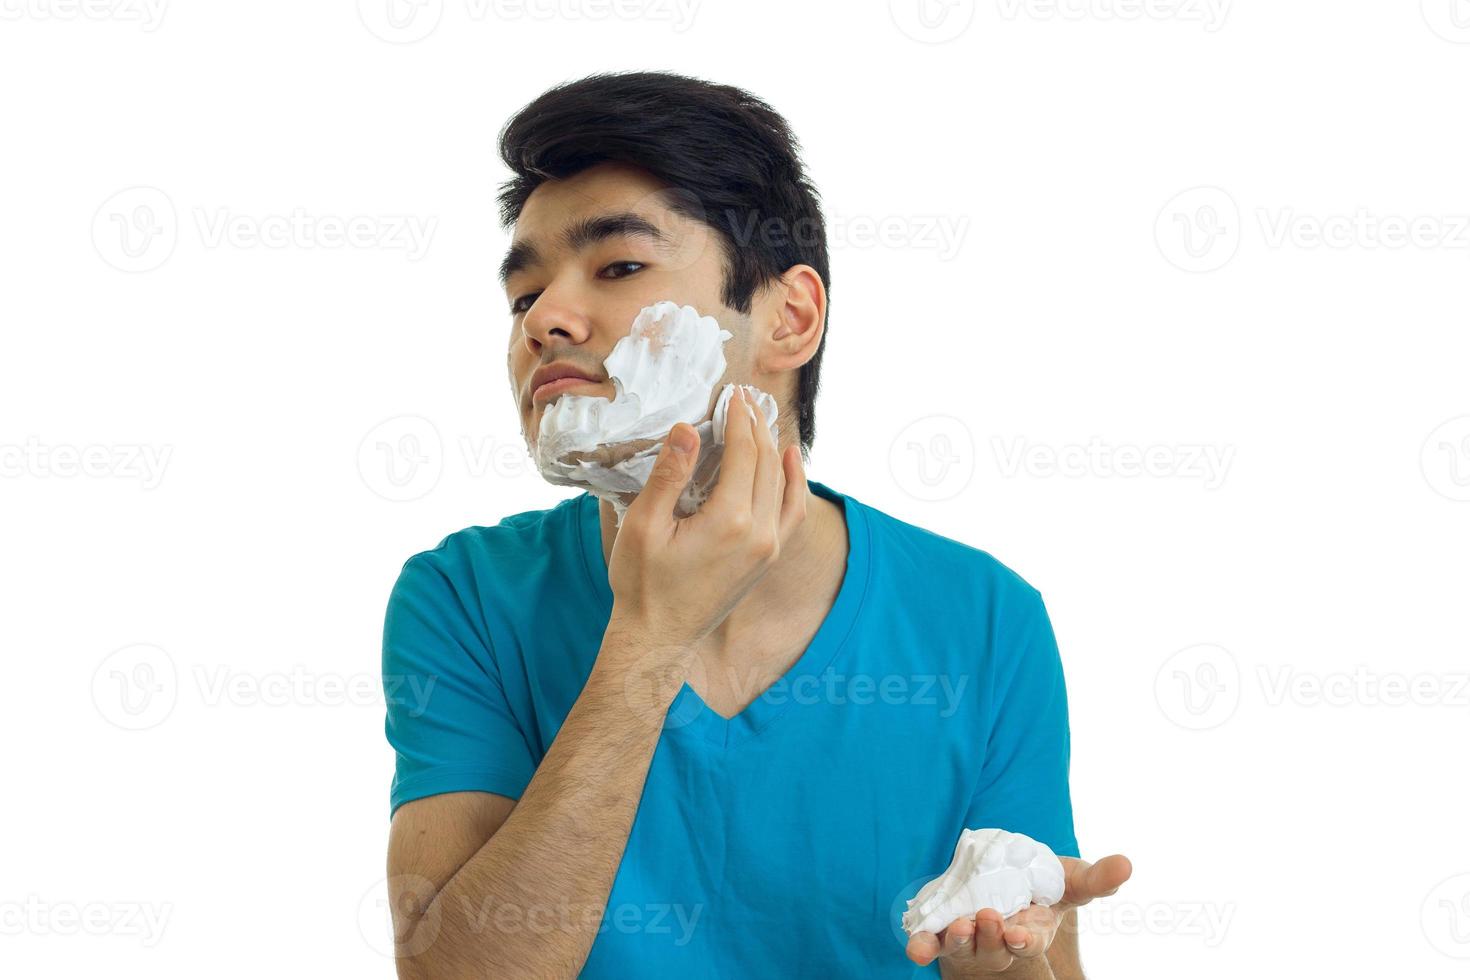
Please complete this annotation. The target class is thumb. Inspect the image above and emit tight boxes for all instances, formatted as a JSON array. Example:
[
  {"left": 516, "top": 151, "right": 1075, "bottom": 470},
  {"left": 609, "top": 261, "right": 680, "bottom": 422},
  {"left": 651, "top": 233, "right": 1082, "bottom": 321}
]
[{"left": 635, "top": 423, "right": 700, "bottom": 516}]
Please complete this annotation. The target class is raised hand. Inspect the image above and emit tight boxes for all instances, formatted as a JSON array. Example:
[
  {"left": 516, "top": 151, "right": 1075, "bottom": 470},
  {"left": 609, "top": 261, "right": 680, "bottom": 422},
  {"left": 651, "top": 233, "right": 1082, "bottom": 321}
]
[{"left": 605, "top": 385, "right": 807, "bottom": 660}]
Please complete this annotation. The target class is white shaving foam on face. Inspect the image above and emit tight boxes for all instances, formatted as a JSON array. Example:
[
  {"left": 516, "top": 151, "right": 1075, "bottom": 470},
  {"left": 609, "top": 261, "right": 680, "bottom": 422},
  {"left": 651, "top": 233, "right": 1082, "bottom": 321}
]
[{"left": 529, "top": 300, "right": 780, "bottom": 524}]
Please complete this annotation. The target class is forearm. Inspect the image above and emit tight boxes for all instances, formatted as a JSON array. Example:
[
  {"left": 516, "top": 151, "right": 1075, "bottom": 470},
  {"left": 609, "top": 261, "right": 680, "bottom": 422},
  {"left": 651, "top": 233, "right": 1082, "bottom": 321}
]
[{"left": 397, "top": 620, "right": 684, "bottom": 979}]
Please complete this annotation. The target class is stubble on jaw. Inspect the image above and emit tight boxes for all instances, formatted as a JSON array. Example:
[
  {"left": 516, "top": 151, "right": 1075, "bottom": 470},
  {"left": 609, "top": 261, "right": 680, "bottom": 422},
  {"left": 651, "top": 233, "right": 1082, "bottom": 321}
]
[{"left": 556, "top": 437, "right": 663, "bottom": 468}]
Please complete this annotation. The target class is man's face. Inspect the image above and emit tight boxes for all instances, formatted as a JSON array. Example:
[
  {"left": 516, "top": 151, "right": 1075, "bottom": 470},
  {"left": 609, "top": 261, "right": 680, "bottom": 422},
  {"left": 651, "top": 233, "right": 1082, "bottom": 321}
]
[{"left": 503, "top": 161, "right": 751, "bottom": 450}]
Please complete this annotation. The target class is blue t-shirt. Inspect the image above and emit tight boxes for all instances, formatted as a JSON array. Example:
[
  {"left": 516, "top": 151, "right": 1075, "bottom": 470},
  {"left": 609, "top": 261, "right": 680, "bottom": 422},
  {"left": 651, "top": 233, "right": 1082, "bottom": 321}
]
[{"left": 382, "top": 479, "right": 1079, "bottom": 978}]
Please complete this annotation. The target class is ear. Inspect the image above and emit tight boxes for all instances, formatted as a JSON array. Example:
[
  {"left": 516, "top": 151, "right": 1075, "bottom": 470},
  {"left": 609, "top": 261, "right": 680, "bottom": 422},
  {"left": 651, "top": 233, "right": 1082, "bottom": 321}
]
[{"left": 758, "top": 264, "right": 826, "bottom": 373}]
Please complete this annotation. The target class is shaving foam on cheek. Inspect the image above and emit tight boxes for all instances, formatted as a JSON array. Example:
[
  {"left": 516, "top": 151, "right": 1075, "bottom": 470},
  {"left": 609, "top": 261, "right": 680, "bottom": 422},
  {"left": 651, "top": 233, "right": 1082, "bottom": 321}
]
[{"left": 528, "top": 300, "right": 781, "bottom": 525}]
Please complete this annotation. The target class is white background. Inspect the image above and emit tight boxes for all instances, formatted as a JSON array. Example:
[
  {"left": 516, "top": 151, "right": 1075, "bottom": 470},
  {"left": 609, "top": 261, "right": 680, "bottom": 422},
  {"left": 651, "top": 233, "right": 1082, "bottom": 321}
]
[{"left": 3, "top": 1, "right": 1468, "bottom": 977}]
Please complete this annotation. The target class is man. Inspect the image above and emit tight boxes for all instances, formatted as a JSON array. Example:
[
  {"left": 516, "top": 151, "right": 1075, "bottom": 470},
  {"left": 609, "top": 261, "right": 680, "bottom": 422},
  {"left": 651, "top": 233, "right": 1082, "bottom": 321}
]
[{"left": 381, "top": 70, "right": 1130, "bottom": 978}]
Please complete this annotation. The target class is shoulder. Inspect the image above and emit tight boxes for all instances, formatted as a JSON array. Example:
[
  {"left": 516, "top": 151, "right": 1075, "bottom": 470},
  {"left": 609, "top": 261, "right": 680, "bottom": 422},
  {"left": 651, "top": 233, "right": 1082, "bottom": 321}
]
[
  {"left": 388, "top": 493, "right": 586, "bottom": 611},
  {"left": 857, "top": 495, "right": 1044, "bottom": 612},
  {"left": 399, "top": 494, "right": 581, "bottom": 575},
  {"left": 382, "top": 494, "right": 588, "bottom": 671}
]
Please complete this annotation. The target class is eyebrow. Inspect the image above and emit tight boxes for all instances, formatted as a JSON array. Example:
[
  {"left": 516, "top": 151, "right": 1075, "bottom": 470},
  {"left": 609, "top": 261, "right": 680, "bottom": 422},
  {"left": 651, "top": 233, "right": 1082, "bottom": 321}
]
[{"left": 498, "top": 212, "right": 673, "bottom": 290}]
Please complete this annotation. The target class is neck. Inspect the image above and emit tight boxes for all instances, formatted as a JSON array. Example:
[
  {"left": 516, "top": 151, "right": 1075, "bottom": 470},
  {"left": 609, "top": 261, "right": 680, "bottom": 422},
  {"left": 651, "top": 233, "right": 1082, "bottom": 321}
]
[{"left": 598, "top": 478, "right": 847, "bottom": 655}]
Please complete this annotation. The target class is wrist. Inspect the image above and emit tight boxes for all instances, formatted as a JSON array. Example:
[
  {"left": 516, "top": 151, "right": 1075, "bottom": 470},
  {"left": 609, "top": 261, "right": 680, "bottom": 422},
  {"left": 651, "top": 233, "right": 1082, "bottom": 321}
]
[
  {"left": 592, "top": 614, "right": 691, "bottom": 712},
  {"left": 603, "top": 607, "right": 689, "bottom": 660},
  {"left": 940, "top": 955, "right": 1056, "bottom": 980}
]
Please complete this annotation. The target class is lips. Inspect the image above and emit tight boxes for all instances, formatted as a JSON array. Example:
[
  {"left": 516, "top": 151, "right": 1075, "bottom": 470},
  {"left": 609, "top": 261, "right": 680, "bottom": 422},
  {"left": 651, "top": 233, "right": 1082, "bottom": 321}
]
[
  {"left": 533, "top": 376, "right": 600, "bottom": 404},
  {"left": 530, "top": 362, "right": 602, "bottom": 405}
]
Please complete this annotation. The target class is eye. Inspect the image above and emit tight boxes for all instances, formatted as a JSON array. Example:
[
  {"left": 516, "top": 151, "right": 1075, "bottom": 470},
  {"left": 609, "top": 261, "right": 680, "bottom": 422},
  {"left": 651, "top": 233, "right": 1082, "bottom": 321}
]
[
  {"left": 508, "top": 262, "right": 644, "bottom": 316},
  {"left": 600, "top": 260, "right": 644, "bottom": 279}
]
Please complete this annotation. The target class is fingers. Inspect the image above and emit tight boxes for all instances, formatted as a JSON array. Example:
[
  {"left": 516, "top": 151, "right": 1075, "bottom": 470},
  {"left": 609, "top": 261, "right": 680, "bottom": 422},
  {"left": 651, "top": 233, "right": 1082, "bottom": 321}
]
[
  {"left": 939, "top": 914, "right": 975, "bottom": 957},
  {"left": 1002, "top": 903, "right": 1059, "bottom": 957},
  {"left": 628, "top": 423, "right": 699, "bottom": 528},
  {"left": 906, "top": 911, "right": 1019, "bottom": 971},
  {"left": 904, "top": 927, "right": 981, "bottom": 968},
  {"left": 776, "top": 441, "right": 807, "bottom": 545},
  {"left": 1060, "top": 853, "right": 1133, "bottom": 909},
  {"left": 704, "top": 385, "right": 758, "bottom": 518},
  {"left": 1092, "top": 854, "right": 1133, "bottom": 897},
  {"left": 747, "top": 387, "right": 782, "bottom": 535},
  {"left": 904, "top": 930, "right": 941, "bottom": 966},
  {"left": 682, "top": 383, "right": 806, "bottom": 548},
  {"left": 975, "top": 909, "right": 1022, "bottom": 963}
]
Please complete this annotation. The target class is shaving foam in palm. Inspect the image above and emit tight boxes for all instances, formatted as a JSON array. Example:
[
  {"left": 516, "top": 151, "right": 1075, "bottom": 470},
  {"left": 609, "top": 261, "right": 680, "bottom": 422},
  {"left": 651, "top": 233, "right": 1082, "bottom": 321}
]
[{"left": 529, "top": 300, "right": 780, "bottom": 524}]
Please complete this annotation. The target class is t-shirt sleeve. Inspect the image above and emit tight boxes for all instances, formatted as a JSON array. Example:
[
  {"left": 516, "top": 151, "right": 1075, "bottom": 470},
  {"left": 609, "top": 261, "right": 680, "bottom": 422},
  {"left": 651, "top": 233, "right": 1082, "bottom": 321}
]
[
  {"left": 964, "top": 586, "right": 1081, "bottom": 859},
  {"left": 382, "top": 551, "right": 538, "bottom": 819}
]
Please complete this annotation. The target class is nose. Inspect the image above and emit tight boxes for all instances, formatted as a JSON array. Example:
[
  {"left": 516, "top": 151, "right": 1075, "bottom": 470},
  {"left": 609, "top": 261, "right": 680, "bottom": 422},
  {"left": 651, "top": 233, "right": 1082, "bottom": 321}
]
[{"left": 520, "top": 292, "right": 593, "bottom": 358}]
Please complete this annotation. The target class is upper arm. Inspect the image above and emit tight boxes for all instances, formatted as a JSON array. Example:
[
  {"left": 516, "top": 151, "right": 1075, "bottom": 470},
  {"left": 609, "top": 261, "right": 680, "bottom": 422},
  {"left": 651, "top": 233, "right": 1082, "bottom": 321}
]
[
  {"left": 383, "top": 552, "right": 538, "bottom": 815},
  {"left": 380, "top": 550, "right": 538, "bottom": 955},
  {"left": 386, "top": 791, "right": 518, "bottom": 950},
  {"left": 964, "top": 585, "right": 1080, "bottom": 859}
]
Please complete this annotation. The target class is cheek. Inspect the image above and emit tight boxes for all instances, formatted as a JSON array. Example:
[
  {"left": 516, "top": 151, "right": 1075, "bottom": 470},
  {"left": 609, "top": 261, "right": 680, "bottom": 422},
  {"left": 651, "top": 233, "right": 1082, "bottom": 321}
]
[{"left": 508, "top": 341, "right": 533, "bottom": 379}]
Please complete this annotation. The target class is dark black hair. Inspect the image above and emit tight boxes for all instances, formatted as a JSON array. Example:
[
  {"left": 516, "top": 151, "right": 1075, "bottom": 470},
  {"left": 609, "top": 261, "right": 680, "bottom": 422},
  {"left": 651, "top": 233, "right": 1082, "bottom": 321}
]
[{"left": 497, "top": 70, "right": 831, "bottom": 457}]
